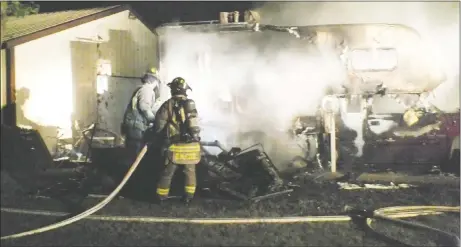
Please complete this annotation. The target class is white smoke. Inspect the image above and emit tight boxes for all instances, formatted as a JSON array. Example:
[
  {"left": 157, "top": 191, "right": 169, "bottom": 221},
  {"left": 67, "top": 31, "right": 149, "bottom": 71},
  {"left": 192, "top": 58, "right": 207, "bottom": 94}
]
[
  {"left": 257, "top": 1, "right": 460, "bottom": 112},
  {"left": 157, "top": 1, "right": 459, "bottom": 167},
  {"left": 256, "top": 1, "right": 459, "bottom": 158},
  {"left": 158, "top": 26, "right": 345, "bottom": 166}
]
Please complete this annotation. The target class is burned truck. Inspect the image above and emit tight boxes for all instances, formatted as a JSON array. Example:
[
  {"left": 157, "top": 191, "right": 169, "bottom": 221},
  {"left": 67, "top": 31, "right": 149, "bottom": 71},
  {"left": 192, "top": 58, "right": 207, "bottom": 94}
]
[{"left": 155, "top": 12, "right": 460, "bottom": 174}]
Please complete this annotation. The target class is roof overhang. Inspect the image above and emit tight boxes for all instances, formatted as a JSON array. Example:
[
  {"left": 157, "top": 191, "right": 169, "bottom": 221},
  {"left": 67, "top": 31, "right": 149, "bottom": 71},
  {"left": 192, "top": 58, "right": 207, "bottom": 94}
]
[{"left": 1, "top": 4, "right": 155, "bottom": 49}]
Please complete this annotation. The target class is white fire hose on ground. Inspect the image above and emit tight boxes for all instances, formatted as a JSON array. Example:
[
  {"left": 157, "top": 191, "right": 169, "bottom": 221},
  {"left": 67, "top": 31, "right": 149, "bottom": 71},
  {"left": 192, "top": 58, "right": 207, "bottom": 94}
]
[
  {"left": 1, "top": 144, "right": 460, "bottom": 247},
  {"left": 1, "top": 144, "right": 148, "bottom": 240}
]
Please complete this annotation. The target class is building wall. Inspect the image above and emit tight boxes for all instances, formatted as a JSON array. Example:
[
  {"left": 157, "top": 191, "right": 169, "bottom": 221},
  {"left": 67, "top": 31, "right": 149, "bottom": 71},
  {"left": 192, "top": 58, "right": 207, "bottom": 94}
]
[
  {"left": 97, "top": 77, "right": 142, "bottom": 136},
  {"left": 13, "top": 10, "right": 158, "bottom": 153}
]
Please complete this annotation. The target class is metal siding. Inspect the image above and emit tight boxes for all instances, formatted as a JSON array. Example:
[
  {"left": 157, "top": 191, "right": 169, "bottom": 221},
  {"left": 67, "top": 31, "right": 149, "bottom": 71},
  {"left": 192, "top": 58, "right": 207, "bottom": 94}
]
[
  {"left": 103, "top": 11, "right": 158, "bottom": 78},
  {"left": 97, "top": 77, "right": 142, "bottom": 135},
  {"left": 11, "top": 10, "right": 157, "bottom": 153}
]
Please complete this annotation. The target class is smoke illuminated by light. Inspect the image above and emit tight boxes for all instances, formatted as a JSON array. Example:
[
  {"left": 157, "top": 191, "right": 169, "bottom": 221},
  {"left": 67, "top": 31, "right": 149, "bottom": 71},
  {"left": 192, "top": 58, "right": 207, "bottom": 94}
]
[
  {"left": 158, "top": 2, "right": 458, "bottom": 165},
  {"left": 350, "top": 48, "right": 398, "bottom": 71}
]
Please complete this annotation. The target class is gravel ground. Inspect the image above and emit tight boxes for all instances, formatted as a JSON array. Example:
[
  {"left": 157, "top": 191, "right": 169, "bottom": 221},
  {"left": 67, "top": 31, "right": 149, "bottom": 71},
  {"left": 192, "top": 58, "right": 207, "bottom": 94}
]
[{"left": 1, "top": 170, "right": 460, "bottom": 247}]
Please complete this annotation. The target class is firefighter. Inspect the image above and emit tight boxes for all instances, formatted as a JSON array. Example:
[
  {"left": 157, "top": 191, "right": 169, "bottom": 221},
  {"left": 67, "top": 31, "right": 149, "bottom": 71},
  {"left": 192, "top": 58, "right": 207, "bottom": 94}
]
[
  {"left": 121, "top": 68, "right": 161, "bottom": 165},
  {"left": 153, "top": 77, "right": 201, "bottom": 204}
]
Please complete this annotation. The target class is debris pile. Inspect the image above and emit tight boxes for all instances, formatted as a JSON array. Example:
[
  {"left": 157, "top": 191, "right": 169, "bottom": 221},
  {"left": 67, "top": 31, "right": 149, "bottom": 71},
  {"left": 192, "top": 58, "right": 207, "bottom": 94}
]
[{"left": 200, "top": 141, "right": 294, "bottom": 202}]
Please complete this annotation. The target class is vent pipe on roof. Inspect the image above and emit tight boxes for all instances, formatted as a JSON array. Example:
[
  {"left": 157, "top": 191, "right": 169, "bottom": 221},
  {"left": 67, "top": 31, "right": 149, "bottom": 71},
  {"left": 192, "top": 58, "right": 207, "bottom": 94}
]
[
  {"left": 219, "top": 12, "right": 229, "bottom": 24},
  {"left": 233, "top": 11, "right": 239, "bottom": 23}
]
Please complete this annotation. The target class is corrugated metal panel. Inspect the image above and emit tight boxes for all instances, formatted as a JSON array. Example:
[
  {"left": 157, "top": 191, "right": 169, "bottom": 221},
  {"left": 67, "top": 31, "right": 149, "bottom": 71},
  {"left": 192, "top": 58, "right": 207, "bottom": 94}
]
[
  {"left": 96, "top": 11, "right": 157, "bottom": 78},
  {"left": 97, "top": 77, "right": 142, "bottom": 135}
]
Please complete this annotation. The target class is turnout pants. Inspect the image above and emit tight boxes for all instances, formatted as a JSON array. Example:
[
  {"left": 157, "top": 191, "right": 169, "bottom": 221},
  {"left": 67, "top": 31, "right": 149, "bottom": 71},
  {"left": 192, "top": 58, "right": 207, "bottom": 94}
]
[{"left": 156, "top": 156, "right": 197, "bottom": 200}]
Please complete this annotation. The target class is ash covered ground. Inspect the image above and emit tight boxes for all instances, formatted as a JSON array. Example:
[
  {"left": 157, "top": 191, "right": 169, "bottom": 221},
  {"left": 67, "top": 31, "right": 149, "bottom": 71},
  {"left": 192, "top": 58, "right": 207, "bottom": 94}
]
[{"left": 1, "top": 169, "right": 459, "bottom": 247}]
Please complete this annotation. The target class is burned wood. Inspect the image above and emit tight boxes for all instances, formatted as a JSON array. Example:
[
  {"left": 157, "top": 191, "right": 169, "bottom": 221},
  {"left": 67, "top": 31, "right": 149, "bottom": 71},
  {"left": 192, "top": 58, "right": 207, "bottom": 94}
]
[
  {"left": 200, "top": 141, "right": 290, "bottom": 202},
  {"left": 250, "top": 189, "right": 294, "bottom": 203},
  {"left": 218, "top": 182, "right": 250, "bottom": 201}
]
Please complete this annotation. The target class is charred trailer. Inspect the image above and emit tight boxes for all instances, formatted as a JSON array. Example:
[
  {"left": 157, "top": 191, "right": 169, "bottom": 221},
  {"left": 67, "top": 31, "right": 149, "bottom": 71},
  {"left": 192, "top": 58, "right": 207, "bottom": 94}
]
[
  {"left": 287, "top": 24, "right": 459, "bottom": 172},
  {"left": 155, "top": 13, "right": 459, "bottom": 174}
]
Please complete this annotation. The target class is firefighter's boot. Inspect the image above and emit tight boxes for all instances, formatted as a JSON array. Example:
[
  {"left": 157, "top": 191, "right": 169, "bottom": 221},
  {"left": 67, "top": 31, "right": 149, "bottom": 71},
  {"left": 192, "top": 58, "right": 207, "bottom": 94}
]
[
  {"left": 156, "top": 195, "right": 168, "bottom": 205},
  {"left": 183, "top": 187, "right": 195, "bottom": 206},
  {"left": 183, "top": 164, "right": 197, "bottom": 206},
  {"left": 156, "top": 187, "right": 170, "bottom": 205}
]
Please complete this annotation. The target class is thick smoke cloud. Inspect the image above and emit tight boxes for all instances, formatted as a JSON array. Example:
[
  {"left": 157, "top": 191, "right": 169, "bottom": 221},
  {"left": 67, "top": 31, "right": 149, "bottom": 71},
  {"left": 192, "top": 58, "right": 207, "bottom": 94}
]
[
  {"left": 157, "top": 1, "right": 459, "bottom": 168},
  {"left": 256, "top": 1, "right": 460, "bottom": 112},
  {"left": 255, "top": 1, "right": 459, "bottom": 158},
  {"left": 158, "top": 27, "right": 345, "bottom": 166}
]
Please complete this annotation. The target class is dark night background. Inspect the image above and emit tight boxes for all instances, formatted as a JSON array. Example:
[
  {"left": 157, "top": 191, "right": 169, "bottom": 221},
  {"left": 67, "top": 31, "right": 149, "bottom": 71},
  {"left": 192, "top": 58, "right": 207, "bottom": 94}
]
[{"left": 36, "top": 1, "right": 263, "bottom": 26}]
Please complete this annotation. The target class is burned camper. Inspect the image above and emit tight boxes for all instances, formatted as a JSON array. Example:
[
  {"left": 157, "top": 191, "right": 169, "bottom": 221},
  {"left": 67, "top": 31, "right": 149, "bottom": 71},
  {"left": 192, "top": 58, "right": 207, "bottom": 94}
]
[{"left": 156, "top": 16, "right": 460, "bottom": 175}]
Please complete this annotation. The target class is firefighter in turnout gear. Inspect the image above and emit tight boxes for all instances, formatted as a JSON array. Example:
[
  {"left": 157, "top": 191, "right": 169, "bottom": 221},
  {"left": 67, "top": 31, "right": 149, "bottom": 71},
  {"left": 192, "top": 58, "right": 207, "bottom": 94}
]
[{"left": 153, "top": 77, "right": 201, "bottom": 204}]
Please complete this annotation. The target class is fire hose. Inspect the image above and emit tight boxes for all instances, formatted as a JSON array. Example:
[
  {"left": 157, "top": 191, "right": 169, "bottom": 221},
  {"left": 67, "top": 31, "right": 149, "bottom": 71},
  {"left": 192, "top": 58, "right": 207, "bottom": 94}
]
[
  {"left": 1, "top": 144, "right": 460, "bottom": 246},
  {"left": 1, "top": 144, "right": 148, "bottom": 240}
]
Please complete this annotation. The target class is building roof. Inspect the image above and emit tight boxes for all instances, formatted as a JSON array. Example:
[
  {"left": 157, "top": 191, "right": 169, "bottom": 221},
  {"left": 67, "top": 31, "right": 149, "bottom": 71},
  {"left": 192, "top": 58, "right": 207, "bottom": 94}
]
[{"left": 1, "top": 5, "right": 152, "bottom": 49}]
